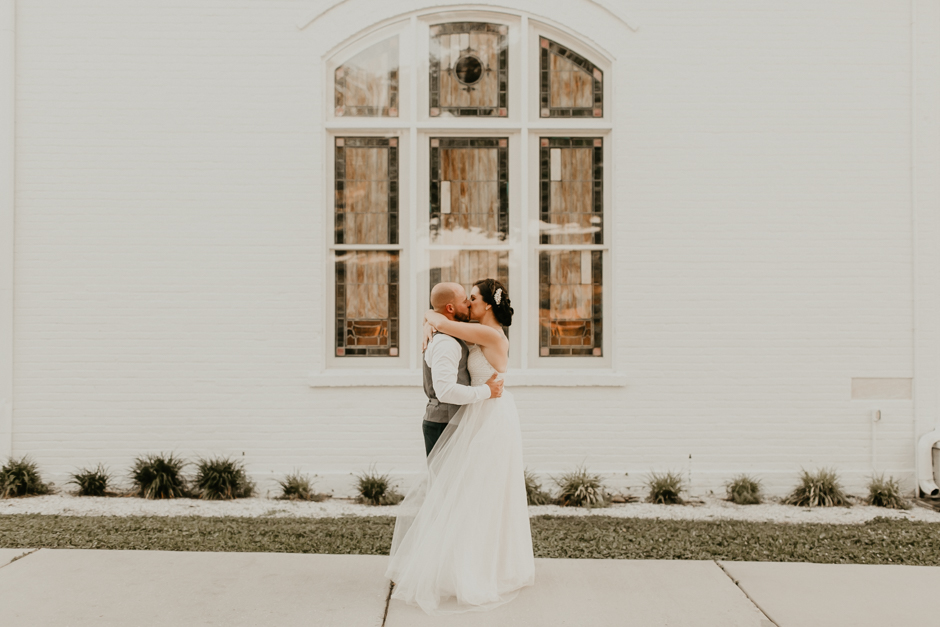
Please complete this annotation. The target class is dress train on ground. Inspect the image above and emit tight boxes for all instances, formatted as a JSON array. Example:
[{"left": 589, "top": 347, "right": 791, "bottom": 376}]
[{"left": 385, "top": 384, "right": 535, "bottom": 615}]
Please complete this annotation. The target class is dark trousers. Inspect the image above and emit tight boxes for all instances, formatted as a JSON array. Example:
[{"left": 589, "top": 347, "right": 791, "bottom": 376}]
[{"left": 422, "top": 420, "right": 449, "bottom": 457}]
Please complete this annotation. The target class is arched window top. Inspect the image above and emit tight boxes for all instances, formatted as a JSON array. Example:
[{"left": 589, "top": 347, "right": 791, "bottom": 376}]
[
  {"left": 539, "top": 37, "right": 603, "bottom": 118},
  {"left": 327, "top": 11, "right": 611, "bottom": 124},
  {"left": 334, "top": 35, "right": 399, "bottom": 117}
]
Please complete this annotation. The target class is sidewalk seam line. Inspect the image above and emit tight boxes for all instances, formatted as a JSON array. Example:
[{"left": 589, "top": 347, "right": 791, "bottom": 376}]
[
  {"left": 0, "top": 548, "right": 39, "bottom": 571},
  {"left": 714, "top": 560, "right": 780, "bottom": 627},
  {"left": 381, "top": 580, "right": 393, "bottom": 627}
]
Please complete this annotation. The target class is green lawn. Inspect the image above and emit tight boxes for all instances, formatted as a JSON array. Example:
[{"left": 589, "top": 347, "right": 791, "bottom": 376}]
[{"left": 1, "top": 515, "right": 938, "bottom": 565}]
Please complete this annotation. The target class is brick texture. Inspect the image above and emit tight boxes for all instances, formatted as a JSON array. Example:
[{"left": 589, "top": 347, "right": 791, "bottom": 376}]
[{"left": 8, "top": 1, "right": 927, "bottom": 497}]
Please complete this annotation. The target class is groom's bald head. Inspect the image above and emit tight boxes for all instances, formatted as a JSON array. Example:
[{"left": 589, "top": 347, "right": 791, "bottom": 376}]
[
  {"left": 430, "top": 282, "right": 470, "bottom": 321},
  {"left": 430, "top": 282, "right": 464, "bottom": 310}
]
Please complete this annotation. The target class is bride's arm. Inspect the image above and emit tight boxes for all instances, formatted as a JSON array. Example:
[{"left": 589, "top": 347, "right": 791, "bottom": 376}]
[
  {"left": 421, "top": 320, "right": 435, "bottom": 352},
  {"left": 425, "top": 310, "right": 505, "bottom": 349}
]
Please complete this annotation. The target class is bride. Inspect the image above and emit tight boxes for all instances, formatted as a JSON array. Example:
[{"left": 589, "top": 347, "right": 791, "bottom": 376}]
[{"left": 385, "top": 278, "right": 535, "bottom": 615}]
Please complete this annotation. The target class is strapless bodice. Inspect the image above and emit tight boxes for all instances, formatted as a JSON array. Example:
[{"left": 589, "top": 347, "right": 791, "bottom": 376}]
[{"left": 467, "top": 344, "right": 499, "bottom": 387}]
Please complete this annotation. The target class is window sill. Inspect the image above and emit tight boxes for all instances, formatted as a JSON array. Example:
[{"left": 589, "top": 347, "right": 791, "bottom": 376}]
[{"left": 308, "top": 369, "right": 627, "bottom": 388}]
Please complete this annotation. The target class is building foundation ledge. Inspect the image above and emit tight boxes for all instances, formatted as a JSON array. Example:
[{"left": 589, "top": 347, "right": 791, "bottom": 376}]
[{"left": 308, "top": 369, "right": 628, "bottom": 388}]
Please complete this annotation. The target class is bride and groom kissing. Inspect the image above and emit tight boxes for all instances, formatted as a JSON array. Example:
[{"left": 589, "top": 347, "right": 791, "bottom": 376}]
[{"left": 385, "top": 278, "right": 536, "bottom": 615}]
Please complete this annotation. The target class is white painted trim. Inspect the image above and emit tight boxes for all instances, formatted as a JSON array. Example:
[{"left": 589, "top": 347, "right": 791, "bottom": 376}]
[
  {"left": 314, "top": 4, "right": 619, "bottom": 65},
  {"left": 0, "top": 0, "right": 13, "bottom": 460},
  {"left": 584, "top": 0, "right": 637, "bottom": 32},
  {"left": 331, "top": 245, "right": 405, "bottom": 251},
  {"left": 299, "top": 0, "right": 637, "bottom": 33},
  {"left": 308, "top": 369, "right": 628, "bottom": 387}
]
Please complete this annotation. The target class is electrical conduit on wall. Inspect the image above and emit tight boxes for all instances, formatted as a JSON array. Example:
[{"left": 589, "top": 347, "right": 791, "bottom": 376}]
[
  {"left": 917, "top": 429, "right": 940, "bottom": 496},
  {"left": 0, "top": 0, "right": 13, "bottom": 459}
]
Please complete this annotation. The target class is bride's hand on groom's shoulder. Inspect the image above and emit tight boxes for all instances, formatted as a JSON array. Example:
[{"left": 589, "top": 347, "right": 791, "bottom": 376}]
[{"left": 421, "top": 320, "right": 436, "bottom": 352}]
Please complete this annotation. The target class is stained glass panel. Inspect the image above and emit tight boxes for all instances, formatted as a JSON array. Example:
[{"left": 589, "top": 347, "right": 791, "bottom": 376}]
[
  {"left": 539, "top": 38, "right": 602, "bottom": 118},
  {"left": 336, "top": 251, "right": 399, "bottom": 357},
  {"left": 429, "top": 250, "right": 509, "bottom": 298},
  {"left": 429, "top": 137, "right": 508, "bottom": 245},
  {"left": 430, "top": 23, "right": 508, "bottom": 117},
  {"left": 335, "top": 137, "right": 398, "bottom": 245},
  {"left": 539, "top": 137, "right": 603, "bottom": 245},
  {"left": 335, "top": 36, "right": 399, "bottom": 117},
  {"left": 539, "top": 250, "right": 602, "bottom": 356}
]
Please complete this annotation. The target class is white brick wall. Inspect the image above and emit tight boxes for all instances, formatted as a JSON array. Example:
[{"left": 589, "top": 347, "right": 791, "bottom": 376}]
[{"left": 7, "top": 0, "right": 936, "bottom": 497}]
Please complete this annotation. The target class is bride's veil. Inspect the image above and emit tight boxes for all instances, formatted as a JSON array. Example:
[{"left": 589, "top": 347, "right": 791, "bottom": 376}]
[{"left": 389, "top": 407, "right": 466, "bottom": 557}]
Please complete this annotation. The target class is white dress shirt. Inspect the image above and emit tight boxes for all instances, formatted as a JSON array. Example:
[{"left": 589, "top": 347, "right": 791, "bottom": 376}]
[{"left": 425, "top": 334, "right": 492, "bottom": 405}]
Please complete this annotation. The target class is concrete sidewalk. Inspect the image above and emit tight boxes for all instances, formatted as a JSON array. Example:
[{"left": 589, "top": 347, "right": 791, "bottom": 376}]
[{"left": 1, "top": 548, "right": 937, "bottom": 627}]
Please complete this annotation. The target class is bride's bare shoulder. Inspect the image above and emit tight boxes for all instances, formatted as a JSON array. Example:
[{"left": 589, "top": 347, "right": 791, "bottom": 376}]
[{"left": 479, "top": 342, "right": 509, "bottom": 373}]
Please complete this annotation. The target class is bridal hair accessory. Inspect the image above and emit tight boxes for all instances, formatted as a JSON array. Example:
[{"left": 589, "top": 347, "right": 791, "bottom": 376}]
[{"left": 494, "top": 288, "right": 502, "bottom": 305}]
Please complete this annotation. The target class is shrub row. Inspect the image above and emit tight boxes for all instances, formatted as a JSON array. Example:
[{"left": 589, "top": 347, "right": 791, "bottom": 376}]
[
  {"left": 125, "top": 453, "right": 257, "bottom": 500},
  {"left": 0, "top": 456, "right": 911, "bottom": 510},
  {"left": 0, "top": 455, "right": 403, "bottom": 505},
  {"left": 0, "top": 454, "right": 257, "bottom": 501},
  {"left": 523, "top": 466, "right": 911, "bottom": 510}
]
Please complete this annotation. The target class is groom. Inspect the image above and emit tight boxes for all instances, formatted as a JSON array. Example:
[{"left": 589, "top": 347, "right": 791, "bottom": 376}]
[{"left": 422, "top": 282, "right": 503, "bottom": 456}]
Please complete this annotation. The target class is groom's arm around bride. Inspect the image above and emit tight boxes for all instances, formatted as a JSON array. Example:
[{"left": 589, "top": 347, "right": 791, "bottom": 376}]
[{"left": 421, "top": 282, "right": 502, "bottom": 456}]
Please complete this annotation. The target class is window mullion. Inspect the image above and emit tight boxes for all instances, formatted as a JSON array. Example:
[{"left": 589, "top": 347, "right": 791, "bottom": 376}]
[
  {"left": 534, "top": 244, "right": 606, "bottom": 251},
  {"left": 519, "top": 15, "right": 530, "bottom": 369},
  {"left": 408, "top": 15, "right": 419, "bottom": 370}
]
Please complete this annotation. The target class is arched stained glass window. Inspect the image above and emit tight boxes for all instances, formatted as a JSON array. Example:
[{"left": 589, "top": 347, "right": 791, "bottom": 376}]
[
  {"left": 335, "top": 36, "right": 399, "bottom": 117},
  {"left": 327, "top": 16, "right": 612, "bottom": 366},
  {"left": 539, "top": 37, "right": 602, "bottom": 118}
]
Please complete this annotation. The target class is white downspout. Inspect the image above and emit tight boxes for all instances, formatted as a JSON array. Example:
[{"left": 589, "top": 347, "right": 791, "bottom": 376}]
[
  {"left": 917, "top": 429, "right": 940, "bottom": 496},
  {"left": 0, "top": 0, "right": 13, "bottom": 460}
]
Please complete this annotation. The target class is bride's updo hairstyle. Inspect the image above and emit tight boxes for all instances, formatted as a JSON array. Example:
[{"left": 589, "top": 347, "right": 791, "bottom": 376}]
[{"left": 473, "top": 278, "right": 513, "bottom": 327}]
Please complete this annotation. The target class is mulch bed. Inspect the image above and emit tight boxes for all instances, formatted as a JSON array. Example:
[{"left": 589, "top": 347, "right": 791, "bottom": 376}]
[{"left": 1, "top": 514, "right": 939, "bottom": 565}]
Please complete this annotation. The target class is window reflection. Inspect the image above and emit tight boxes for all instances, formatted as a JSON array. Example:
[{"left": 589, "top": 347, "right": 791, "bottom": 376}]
[
  {"left": 539, "top": 38, "right": 602, "bottom": 118},
  {"left": 539, "top": 137, "right": 603, "bottom": 245},
  {"left": 429, "top": 137, "right": 508, "bottom": 245},
  {"left": 335, "top": 36, "right": 399, "bottom": 117},
  {"left": 334, "top": 137, "right": 399, "bottom": 246},
  {"left": 429, "top": 250, "right": 509, "bottom": 299},
  {"left": 430, "top": 23, "right": 508, "bottom": 117},
  {"left": 335, "top": 251, "right": 399, "bottom": 357},
  {"left": 539, "top": 250, "right": 602, "bottom": 356}
]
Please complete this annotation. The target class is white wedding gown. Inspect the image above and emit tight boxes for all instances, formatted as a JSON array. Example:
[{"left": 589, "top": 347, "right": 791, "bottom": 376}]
[{"left": 385, "top": 344, "right": 535, "bottom": 615}]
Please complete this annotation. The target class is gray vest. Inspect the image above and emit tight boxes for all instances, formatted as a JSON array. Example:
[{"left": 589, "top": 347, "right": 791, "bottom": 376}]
[{"left": 423, "top": 334, "right": 471, "bottom": 424}]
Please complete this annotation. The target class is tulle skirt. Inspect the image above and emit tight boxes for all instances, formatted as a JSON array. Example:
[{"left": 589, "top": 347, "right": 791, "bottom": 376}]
[{"left": 385, "top": 390, "right": 535, "bottom": 615}]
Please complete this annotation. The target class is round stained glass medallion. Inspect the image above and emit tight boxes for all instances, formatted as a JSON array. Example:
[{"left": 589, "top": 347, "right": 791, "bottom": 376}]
[{"left": 453, "top": 55, "right": 484, "bottom": 86}]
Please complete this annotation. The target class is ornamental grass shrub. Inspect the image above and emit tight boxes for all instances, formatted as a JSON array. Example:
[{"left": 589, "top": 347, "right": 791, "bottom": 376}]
[
  {"left": 645, "top": 471, "right": 685, "bottom": 505},
  {"left": 0, "top": 456, "right": 51, "bottom": 498},
  {"left": 784, "top": 468, "right": 850, "bottom": 507},
  {"left": 725, "top": 474, "right": 763, "bottom": 505},
  {"left": 277, "top": 471, "right": 328, "bottom": 502},
  {"left": 553, "top": 466, "right": 608, "bottom": 508},
  {"left": 356, "top": 466, "right": 403, "bottom": 506},
  {"left": 524, "top": 468, "right": 554, "bottom": 505},
  {"left": 866, "top": 474, "right": 910, "bottom": 510},
  {"left": 193, "top": 457, "right": 255, "bottom": 500},
  {"left": 130, "top": 453, "right": 188, "bottom": 499},
  {"left": 69, "top": 464, "right": 112, "bottom": 497}
]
